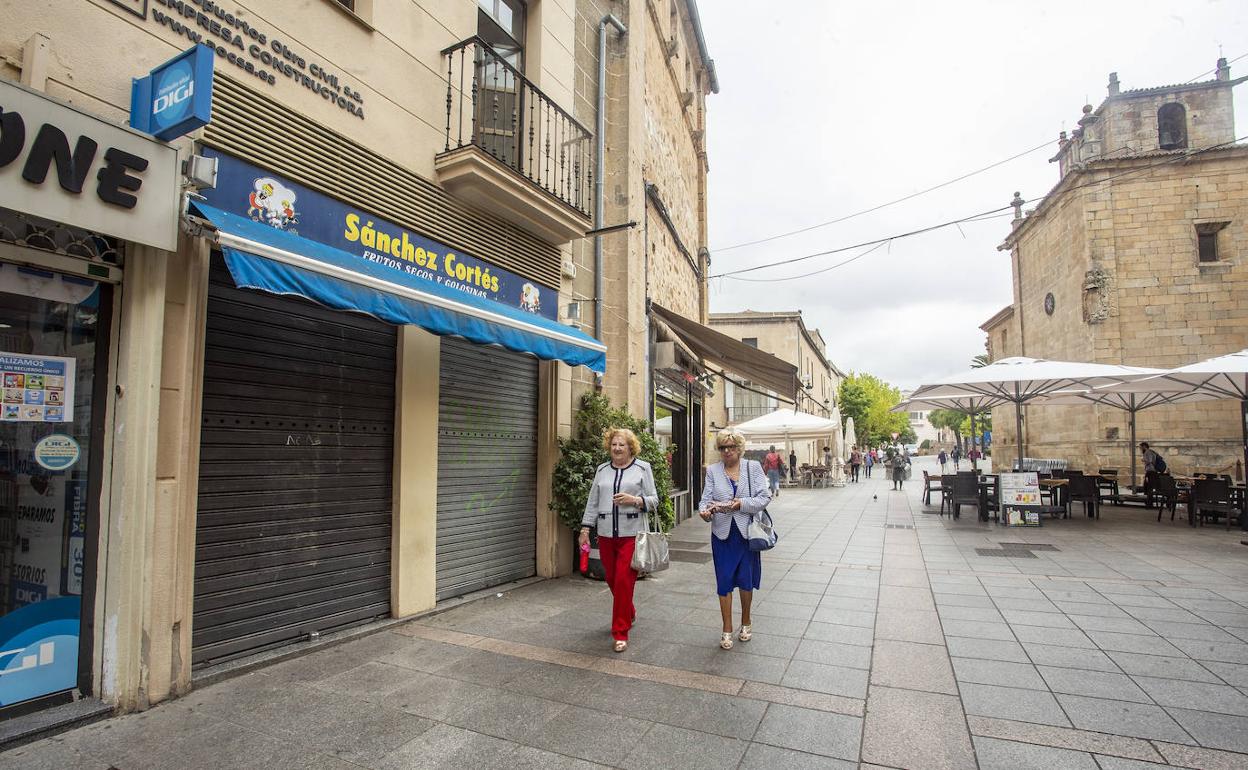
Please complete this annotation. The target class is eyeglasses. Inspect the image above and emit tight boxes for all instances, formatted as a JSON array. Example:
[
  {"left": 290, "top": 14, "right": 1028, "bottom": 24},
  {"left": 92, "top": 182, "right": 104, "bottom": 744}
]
[{"left": 717, "top": 444, "right": 740, "bottom": 451}]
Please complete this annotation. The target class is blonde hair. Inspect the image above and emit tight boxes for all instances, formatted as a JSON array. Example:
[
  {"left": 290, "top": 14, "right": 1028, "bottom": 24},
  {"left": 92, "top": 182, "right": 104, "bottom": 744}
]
[
  {"left": 603, "top": 427, "right": 641, "bottom": 457},
  {"left": 715, "top": 428, "right": 746, "bottom": 450}
]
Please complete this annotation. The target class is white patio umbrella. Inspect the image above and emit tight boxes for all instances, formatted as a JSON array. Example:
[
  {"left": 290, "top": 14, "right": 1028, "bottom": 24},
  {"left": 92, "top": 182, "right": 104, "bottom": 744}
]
[
  {"left": 1033, "top": 382, "right": 1218, "bottom": 486},
  {"left": 733, "top": 407, "right": 841, "bottom": 486},
  {"left": 892, "top": 394, "right": 1012, "bottom": 470},
  {"left": 910, "top": 357, "right": 1162, "bottom": 468},
  {"left": 843, "top": 417, "right": 857, "bottom": 461},
  {"left": 1095, "top": 349, "right": 1248, "bottom": 487}
]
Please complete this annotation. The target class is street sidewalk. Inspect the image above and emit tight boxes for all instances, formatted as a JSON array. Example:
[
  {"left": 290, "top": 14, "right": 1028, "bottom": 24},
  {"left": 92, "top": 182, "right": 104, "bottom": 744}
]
[{"left": 5, "top": 457, "right": 1248, "bottom": 769}]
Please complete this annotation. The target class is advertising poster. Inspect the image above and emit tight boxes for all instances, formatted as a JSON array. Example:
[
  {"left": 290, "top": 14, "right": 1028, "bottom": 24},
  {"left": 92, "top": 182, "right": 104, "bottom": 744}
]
[
  {"left": 198, "top": 149, "right": 561, "bottom": 321},
  {"left": 12, "top": 476, "right": 66, "bottom": 609},
  {"left": 0, "top": 353, "right": 75, "bottom": 423},
  {"left": 1000, "top": 472, "right": 1042, "bottom": 527}
]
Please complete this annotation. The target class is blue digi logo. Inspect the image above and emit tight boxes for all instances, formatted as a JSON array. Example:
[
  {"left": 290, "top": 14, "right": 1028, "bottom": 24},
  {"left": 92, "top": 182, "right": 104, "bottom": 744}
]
[
  {"left": 131, "top": 45, "right": 214, "bottom": 141},
  {"left": 152, "top": 60, "right": 195, "bottom": 130}
]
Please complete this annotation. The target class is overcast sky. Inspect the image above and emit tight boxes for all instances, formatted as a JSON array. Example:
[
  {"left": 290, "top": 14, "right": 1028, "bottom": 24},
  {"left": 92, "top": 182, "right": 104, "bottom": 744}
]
[{"left": 697, "top": 0, "right": 1247, "bottom": 391}]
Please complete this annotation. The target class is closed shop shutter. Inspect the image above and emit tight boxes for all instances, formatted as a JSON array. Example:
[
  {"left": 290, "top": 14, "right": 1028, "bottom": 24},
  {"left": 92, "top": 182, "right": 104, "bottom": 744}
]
[
  {"left": 435, "top": 338, "right": 538, "bottom": 600},
  {"left": 193, "top": 256, "right": 396, "bottom": 666}
]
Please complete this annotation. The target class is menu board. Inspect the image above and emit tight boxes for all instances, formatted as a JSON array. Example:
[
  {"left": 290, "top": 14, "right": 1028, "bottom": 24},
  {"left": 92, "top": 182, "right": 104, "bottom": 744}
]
[
  {"left": 1, "top": 353, "right": 75, "bottom": 423},
  {"left": 1000, "top": 472, "right": 1042, "bottom": 527}
]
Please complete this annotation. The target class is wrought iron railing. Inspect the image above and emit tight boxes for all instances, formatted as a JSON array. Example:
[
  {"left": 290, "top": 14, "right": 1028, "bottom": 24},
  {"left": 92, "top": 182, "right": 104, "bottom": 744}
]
[{"left": 440, "top": 37, "right": 593, "bottom": 218}]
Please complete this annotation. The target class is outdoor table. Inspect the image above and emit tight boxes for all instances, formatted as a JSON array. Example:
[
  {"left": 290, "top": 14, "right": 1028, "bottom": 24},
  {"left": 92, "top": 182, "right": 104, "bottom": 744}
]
[
  {"left": 1040, "top": 478, "right": 1070, "bottom": 516},
  {"left": 977, "top": 475, "right": 998, "bottom": 522}
]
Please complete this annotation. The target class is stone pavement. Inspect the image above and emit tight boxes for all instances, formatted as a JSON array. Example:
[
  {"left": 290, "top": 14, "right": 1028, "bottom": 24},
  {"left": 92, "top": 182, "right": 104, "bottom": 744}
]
[{"left": 6, "top": 456, "right": 1248, "bottom": 769}]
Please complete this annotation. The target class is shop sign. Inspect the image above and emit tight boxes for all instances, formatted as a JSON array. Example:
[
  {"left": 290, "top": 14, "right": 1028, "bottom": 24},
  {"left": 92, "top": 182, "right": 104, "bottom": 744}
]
[
  {"left": 0, "top": 79, "right": 179, "bottom": 251},
  {"left": 1, "top": 353, "right": 76, "bottom": 423},
  {"left": 130, "top": 44, "right": 214, "bottom": 141},
  {"left": 199, "top": 150, "right": 560, "bottom": 320}
]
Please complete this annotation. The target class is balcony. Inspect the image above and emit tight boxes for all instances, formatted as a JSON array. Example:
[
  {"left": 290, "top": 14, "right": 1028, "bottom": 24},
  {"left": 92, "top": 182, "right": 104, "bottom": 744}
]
[{"left": 435, "top": 37, "right": 593, "bottom": 245}]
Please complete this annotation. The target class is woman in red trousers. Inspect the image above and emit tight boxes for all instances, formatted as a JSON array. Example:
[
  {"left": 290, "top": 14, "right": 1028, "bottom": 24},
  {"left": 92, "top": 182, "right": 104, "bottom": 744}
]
[{"left": 579, "top": 428, "right": 659, "bottom": 652}]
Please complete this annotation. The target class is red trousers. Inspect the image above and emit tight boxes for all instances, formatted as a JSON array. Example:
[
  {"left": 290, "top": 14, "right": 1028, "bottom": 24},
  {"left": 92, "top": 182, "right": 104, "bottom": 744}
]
[{"left": 597, "top": 535, "right": 638, "bottom": 641}]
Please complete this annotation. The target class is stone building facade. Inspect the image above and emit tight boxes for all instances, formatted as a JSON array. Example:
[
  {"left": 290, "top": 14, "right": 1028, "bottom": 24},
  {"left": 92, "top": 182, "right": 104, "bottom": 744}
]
[
  {"left": 0, "top": 0, "right": 626, "bottom": 719},
  {"left": 705, "top": 311, "right": 842, "bottom": 465},
  {"left": 990, "top": 59, "right": 1248, "bottom": 474},
  {"left": 568, "top": 0, "right": 717, "bottom": 524}
]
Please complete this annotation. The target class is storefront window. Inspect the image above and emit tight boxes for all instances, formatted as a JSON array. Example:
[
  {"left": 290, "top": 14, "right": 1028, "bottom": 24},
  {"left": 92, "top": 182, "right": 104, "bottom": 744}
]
[{"left": 0, "top": 273, "right": 100, "bottom": 709}]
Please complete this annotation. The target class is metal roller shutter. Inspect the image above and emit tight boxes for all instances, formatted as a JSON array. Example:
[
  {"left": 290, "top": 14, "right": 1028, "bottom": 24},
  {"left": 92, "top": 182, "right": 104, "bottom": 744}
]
[
  {"left": 193, "top": 255, "right": 396, "bottom": 666},
  {"left": 436, "top": 338, "right": 538, "bottom": 600}
]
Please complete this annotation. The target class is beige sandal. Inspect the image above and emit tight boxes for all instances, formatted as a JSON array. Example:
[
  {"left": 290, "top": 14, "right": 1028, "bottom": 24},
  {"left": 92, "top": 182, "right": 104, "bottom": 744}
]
[
  {"left": 719, "top": 632, "right": 733, "bottom": 650},
  {"left": 738, "top": 624, "right": 752, "bottom": 643},
  {"left": 613, "top": 640, "right": 628, "bottom": 653}
]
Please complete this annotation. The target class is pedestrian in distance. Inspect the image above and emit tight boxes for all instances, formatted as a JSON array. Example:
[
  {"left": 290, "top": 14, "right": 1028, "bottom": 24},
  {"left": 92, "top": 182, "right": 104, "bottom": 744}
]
[
  {"left": 1139, "top": 441, "right": 1167, "bottom": 502},
  {"left": 938, "top": 448, "right": 948, "bottom": 475},
  {"left": 850, "top": 445, "right": 862, "bottom": 483},
  {"left": 579, "top": 427, "right": 660, "bottom": 653},
  {"left": 891, "top": 447, "right": 909, "bottom": 490},
  {"left": 699, "top": 429, "right": 772, "bottom": 650},
  {"left": 951, "top": 445, "right": 962, "bottom": 471},
  {"left": 864, "top": 448, "right": 874, "bottom": 477},
  {"left": 823, "top": 446, "right": 833, "bottom": 468},
  {"left": 788, "top": 449, "right": 798, "bottom": 484},
  {"left": 763, "top": 445, "right": 784, "bottom": 497}
]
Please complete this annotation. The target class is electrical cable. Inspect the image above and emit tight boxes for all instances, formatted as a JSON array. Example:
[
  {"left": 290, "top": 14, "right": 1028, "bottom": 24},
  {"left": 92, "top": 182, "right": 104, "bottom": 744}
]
[
  {"left": 710, "top": 135, "right": 1247, "bottom": 280},
  {"left": 713, "top": 138, "right": 1056, "bottom": 253},
  {"left": 1184, "top": 52, "right": 1247, "bottom": 83}
]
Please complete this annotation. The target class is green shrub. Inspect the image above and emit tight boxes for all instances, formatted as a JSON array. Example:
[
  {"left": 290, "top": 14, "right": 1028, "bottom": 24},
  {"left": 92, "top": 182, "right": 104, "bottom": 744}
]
[
  {"left": 920, "top": 439, "right": 932, "bottom": 450},
  {"left": 550, "top": 392, "right": 675, "bottom": 533}
]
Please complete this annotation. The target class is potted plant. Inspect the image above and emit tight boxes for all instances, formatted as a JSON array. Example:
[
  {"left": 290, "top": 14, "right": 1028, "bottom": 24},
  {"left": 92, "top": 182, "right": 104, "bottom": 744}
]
[{"left": 550, "top": 392, "right": 675, "bottom": 578}]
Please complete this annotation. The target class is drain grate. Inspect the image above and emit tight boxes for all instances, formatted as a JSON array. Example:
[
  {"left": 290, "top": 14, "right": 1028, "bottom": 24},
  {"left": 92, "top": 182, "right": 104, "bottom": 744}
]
[
  {"left": 884, "top": 524, "right": 915, "bottom": 529},
  {"left": 999, "top": 542, "right": 1059, "bottom": 551},
  {"left": 975, "top": 548, "right": 1038, "bottom": 559}
]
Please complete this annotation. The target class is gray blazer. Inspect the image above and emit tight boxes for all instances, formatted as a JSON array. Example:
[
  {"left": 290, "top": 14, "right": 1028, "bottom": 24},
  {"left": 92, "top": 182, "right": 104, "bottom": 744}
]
[
  {"left": 698, "top": 460, "right": 771, "bottom": 540},
  {"left": 581, "top": 458, "right": 661, "bottom": 538}
]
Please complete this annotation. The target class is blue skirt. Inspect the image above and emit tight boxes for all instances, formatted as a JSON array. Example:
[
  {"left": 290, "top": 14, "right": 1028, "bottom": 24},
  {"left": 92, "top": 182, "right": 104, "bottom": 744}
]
[{"left": 711, "top": 522, "right": 762, "bottom": 596}]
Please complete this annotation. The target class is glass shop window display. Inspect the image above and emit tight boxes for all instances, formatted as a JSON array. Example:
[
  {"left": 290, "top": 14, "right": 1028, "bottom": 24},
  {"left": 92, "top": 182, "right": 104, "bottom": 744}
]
[{"left": 0, "top": 267, "right": 103, "bottom": 711}]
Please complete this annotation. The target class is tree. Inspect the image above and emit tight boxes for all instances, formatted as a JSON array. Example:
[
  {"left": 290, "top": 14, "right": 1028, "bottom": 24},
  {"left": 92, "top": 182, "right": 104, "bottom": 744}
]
[
  {"left": 928, "top": 408, "right": 964, "bottom": 448},
  {"left": 971, "top": 353, "right": 990, "bottom": 368},
  {"left": 838, "top": 372, "right": 911, "bottom": 447}
]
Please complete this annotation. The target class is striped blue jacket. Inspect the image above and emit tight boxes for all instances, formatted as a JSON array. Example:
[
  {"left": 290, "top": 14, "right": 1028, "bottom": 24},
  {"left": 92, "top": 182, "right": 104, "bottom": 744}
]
[{"left": 698, "top": 460, "right": 772, "bottom": 540}]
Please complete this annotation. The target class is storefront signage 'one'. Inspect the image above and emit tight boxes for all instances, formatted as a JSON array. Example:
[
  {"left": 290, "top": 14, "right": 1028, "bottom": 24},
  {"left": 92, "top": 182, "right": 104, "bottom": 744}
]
[
  {"left": 130, "top": 44, "right": 215, "bottom": 140},
  {"left": 114, "top": 0, "right": 366, "bottom": 120},
  {"left": 199, "top": 150, "right": 559, "bottom": 320},
  {"left": 0, "top": 79, "right": 179, "bottom": 251}
]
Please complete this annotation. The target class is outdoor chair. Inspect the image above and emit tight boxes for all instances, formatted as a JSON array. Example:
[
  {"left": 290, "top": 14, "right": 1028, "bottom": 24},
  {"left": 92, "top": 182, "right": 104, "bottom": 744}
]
[
  {"left": 1097, "top": 469, "right": 1121, "bottom": 504},
  {"left": 950, "top": 474, "right": 980, "bottom": 520},
  {"left": 1067, "top": 474, "right": 1100, "bottom": 518},
  {"left": 1192, "top": 478, "right": 1238, "bottom": 529},
  {"left": 922, "top": 471, "right": 942, "bottom": 506},
  {"left": 1150, "top": 474, "right": 1179, "bottom": 522},
  {"left": 1037, "top": 471, "right": 1058, "bottom": 507},
  {"left": 940, "top": 474, "right": 956, "bottom": 515}
]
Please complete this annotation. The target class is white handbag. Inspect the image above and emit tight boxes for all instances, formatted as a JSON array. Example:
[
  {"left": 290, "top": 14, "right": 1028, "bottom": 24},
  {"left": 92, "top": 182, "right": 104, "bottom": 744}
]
[{"left": 630, "top": 508, "right": 670, "bottom": 572}]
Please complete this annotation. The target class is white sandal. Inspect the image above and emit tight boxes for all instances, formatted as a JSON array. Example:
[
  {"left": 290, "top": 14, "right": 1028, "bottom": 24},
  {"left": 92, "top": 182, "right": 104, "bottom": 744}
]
[
  {"left": 613, "top": 640, "right": 628, "bottom": 653},
  {"left": 738, "top": 624, "right": 752, "bottom": 643},
  {"left": 719, "top": 632, "right": 733, "bottom": 650}
]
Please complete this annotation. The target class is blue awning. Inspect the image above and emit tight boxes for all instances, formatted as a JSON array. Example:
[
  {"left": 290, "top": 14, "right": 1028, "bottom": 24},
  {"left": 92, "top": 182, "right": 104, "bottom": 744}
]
[{"left": 189, "top": 202, "right": 606, "bottom": 372}]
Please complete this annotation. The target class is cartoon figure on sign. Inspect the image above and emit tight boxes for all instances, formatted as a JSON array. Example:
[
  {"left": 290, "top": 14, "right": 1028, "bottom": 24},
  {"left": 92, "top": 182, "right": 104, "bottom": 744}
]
[
  {"left": 519, "top": 283, "right": 541, "bottom": 314},
  {"left": 247, "top": 177, "right": 298, "bottom": 230}
]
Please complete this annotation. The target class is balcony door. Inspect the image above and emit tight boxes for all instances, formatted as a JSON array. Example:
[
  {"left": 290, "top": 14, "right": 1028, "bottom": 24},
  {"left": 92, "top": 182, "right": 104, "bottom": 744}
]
[{"left": 476, "top": 0, "right": 526, "bottom": 166}]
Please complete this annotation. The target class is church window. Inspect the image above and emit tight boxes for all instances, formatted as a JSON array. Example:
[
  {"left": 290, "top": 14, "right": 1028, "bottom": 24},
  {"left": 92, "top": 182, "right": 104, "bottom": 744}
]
[{"left": 1157, "top": 103, "right": 1188, "bottom": 150}]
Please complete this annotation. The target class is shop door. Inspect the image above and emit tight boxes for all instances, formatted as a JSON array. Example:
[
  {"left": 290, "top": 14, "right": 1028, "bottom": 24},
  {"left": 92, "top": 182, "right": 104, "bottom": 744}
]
[
  {"left": 435, "top": 337, "right": 537, "bottom": 600},
  {"left": 0, "top": 274, "right": 104, "bottom": 710},
  {"left": 193, "top": 257, "right": 395, "bottom": 666}
]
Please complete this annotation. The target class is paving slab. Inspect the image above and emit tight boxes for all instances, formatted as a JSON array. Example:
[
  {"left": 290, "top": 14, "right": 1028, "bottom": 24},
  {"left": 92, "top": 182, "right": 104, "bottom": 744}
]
[
  {"left": 752, "top": 703, "right": 861, "bottom": 761},
  {"left": 870, "top": 639, "right": 958, "bottom": 695},
  {"left": 958, "top": 682, "right": 1072, "bottom": 727},
  {"left": 1054, "top": 693, "right": 1194, "bottom": 743},
  {"left": 951, "top": 657, "right": 1046, "bottom": 690},
  {"left": 861, "top": 685, "right": 976, "bottom": 770},
  {"left": 972, "top": 736, "right": 1098, "bottom": 770}
]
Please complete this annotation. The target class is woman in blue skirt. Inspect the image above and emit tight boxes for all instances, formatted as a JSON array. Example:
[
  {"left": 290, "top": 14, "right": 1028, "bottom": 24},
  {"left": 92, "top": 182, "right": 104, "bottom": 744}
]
[{"left": 699, "top": 429, "right": 772, "bottom": 650}]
